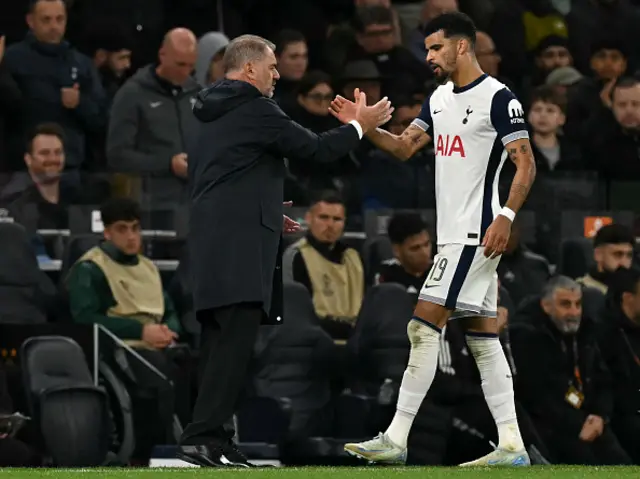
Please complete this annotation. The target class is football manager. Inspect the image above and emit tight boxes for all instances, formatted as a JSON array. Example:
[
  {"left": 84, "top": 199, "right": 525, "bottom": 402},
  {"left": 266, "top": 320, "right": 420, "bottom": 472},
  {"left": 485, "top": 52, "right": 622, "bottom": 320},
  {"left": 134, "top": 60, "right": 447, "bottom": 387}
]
[{"left": 177, "top": 34, "right": 393, "bottom": 467}]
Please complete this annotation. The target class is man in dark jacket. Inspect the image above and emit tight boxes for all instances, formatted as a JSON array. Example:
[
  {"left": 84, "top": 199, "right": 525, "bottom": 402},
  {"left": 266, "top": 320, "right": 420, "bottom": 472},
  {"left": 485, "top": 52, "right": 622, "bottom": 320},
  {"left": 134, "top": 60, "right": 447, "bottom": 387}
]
[
  {"left": 598, "top": 267, "right": 640, "bottom": 463},
  {"left": 177, "top": 34, "right": 392, "bottom": 468},
  {"left": 0, "top": 35, "right": 22, "bottom": 173},
  {"left": 510, "top": 275, "right": 631, "bottom": 465},
  {"left": 4, "top": 0, "right": 105, "bottom": 175},
  {"left": 107, "top": 28, "right": 201, "bottom": 204}
]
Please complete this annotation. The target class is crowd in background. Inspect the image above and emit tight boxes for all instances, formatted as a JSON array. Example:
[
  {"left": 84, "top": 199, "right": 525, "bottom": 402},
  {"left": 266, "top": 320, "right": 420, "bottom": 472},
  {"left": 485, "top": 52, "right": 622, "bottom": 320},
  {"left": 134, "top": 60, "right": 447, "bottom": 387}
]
[{"left": 1, "top": 0, "right": 640, "bottom": 468}]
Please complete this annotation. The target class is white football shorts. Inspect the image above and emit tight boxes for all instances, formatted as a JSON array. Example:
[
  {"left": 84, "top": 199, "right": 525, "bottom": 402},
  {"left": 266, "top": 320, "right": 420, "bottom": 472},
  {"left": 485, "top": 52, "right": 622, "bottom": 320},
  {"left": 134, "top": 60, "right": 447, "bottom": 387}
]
[{"left": 418, "top": 243, "right": 500, "bottom": 319}]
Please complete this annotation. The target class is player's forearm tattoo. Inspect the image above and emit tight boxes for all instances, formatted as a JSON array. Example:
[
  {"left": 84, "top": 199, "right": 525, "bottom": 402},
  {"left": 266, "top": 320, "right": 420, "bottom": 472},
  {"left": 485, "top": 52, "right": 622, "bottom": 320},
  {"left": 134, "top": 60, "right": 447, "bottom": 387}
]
[{"left": 505, "top": 141, "right": 537, "bottom": 213}]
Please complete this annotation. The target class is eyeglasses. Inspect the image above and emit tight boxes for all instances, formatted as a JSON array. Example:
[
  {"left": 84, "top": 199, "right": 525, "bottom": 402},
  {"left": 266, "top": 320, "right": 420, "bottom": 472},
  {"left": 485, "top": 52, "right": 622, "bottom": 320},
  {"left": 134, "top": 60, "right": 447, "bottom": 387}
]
[{"left": 306, "top": 93, "right": 333, "bottom": 103}]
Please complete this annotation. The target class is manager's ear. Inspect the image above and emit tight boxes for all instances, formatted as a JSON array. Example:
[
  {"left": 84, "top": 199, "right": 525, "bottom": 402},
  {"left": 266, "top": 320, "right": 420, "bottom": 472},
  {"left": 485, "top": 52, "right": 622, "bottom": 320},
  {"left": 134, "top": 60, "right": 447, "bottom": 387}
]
[{"left": 244, "top": 62, "right": 255, "bottom": 79}]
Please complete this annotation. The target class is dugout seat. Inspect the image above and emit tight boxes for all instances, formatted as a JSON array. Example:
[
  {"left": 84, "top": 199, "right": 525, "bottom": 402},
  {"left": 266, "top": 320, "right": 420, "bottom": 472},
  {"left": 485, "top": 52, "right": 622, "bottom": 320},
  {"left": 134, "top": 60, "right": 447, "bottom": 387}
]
[
  {"left": 248, "top": 282, "right": 372, "bottom": 464},
  {"left": 59, "top": 234, "right": 102, "bottom": 283},
  {"left": 347, "top": 283, "right": 414, "bottom": 396},
  {"left": 0, "top": 222, "right": 57, "bottom": 324},
  {"left": 361, "top": 235, "right": 394, "bottom": 285},
  {"left": 21, "top": 336, "right": 111, "bottom": 466}
]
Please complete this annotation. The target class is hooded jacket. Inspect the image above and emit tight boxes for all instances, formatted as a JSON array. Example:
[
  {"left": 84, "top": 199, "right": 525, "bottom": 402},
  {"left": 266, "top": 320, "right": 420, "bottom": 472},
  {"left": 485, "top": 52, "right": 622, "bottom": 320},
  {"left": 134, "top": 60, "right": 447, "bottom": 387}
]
[
  {"left": 187, "top": 79, "right": 361, "bottom": 321},
  {"left": 195, "top": 32, "right": 229, "bottom": 86},
  {"left": 510, "top": 301, "right": 613, "bottom": 436},
  {"left": 107, "top": 65, "right": 201, "bottom": 203}
]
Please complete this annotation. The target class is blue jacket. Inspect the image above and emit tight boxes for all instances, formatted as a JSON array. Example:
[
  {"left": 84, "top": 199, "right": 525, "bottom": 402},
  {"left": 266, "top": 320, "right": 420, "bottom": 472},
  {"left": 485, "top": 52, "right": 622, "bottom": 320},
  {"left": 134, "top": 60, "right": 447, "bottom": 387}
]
[{"left": 4, "top": 33, "right": 106, "bottom": 169}]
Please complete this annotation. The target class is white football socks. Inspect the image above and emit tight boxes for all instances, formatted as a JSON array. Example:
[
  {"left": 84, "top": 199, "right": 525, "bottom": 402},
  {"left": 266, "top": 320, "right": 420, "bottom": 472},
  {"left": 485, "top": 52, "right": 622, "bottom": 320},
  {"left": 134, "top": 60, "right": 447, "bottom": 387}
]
[
  {"left": 465, "top": 333, "right": 525, "bottom": 452},
  {"left": 386, "top": 318, "right": 442, "bottom": 448}
]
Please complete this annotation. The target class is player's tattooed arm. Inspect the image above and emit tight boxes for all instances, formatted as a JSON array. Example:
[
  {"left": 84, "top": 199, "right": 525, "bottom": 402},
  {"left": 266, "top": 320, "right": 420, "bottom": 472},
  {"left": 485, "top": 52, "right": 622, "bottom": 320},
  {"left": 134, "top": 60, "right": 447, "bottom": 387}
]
[
  {"left": 365, "top": 124, "right": 431, "bottom": 161},
  {"left": 505, "top": 138, "right": 537, "bottom": 213}
]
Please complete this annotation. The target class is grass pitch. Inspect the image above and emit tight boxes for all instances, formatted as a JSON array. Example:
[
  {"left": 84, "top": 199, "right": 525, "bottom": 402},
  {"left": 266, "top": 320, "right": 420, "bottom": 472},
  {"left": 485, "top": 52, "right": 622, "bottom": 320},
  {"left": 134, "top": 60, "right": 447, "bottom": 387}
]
[{"left": 0, "top": 467, "right": 639, "bottom": 479}]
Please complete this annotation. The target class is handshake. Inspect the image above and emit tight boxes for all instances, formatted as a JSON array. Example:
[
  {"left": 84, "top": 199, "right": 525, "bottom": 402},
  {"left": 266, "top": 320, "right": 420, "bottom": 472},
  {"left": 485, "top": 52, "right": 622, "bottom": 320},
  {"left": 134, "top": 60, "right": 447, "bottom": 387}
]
[{"left": 329, "top": 88, "right": 394, "bottom": 134}]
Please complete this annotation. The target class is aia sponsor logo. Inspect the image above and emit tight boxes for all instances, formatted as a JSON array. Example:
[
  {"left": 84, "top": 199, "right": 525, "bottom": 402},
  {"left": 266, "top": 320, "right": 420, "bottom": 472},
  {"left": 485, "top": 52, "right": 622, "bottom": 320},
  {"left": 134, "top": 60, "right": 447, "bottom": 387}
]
[{"left": 436, "top": 134, "right": 466, "bottom": 157}]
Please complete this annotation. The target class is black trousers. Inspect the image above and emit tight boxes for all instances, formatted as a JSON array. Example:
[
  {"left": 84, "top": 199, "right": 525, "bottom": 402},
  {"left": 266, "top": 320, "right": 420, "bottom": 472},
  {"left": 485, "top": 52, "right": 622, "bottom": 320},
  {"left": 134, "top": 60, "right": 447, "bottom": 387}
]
[
  {"left": 611, "top": 414, "right": 640, "bottom": 464},
  {"left": 537, "top": 422, "right": 632, "bottom": 465},
  {"left": 181, "top": 302, "right": 263, "bottom": 445}
]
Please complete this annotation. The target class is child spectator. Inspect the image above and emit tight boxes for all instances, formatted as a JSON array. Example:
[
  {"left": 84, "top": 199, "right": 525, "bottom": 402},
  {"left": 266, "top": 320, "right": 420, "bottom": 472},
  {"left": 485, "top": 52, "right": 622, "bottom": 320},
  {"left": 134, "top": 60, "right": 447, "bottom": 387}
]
[{"left": 527, "top": 85, "right": 583, "bottom": 173}]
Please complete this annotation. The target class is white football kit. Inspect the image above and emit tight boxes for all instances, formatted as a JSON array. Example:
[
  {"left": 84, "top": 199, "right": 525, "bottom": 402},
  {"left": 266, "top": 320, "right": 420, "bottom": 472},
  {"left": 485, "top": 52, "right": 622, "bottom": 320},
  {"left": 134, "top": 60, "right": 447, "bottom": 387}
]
[{"left": 411, "top": 74, "right": 529, "bottom": 318}]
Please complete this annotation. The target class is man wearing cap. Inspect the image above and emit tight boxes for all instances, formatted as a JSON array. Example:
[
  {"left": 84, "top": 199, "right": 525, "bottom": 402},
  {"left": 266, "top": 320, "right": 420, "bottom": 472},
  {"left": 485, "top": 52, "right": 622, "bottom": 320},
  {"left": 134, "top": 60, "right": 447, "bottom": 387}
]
[{"left": 546, "top": 66, "right": 583, "bottom": 96}]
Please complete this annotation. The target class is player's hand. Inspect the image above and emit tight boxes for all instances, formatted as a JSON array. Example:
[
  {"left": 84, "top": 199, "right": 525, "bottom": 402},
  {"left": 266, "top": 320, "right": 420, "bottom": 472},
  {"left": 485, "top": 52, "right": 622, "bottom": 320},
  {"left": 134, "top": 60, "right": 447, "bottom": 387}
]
[
  {"left": 171, "top": 153, "right": 188, "bottom": 178},
  {"left": 482, "top": 215, "right": 511, "bottom": 258},
  {"left": 496, "top": 305, "right": 509, "bottom": 333},
  {"left": 283, "top": 215, "right": 301, "bottom": 234}
]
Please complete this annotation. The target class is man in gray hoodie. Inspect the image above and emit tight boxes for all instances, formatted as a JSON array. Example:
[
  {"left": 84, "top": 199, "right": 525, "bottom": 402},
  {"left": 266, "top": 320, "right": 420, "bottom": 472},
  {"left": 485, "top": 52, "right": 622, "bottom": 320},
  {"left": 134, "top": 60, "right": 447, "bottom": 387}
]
[{"left": 107, "top": 28, "right": 201, "bottom": 205}]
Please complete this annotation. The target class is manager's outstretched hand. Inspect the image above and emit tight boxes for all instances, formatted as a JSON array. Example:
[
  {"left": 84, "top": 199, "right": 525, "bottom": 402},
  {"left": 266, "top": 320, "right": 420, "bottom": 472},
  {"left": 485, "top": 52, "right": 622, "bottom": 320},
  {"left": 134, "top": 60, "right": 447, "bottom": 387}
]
[{"left": 329, "top": 88, "right": 393, "bottom": 133}]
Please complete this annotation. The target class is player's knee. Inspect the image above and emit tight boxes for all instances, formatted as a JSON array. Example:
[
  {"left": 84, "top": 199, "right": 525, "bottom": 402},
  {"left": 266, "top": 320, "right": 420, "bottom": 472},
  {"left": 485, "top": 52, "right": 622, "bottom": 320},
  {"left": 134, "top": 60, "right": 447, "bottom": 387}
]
[{"left": 407, "top": 319, "right": 440, "bottom": 346}]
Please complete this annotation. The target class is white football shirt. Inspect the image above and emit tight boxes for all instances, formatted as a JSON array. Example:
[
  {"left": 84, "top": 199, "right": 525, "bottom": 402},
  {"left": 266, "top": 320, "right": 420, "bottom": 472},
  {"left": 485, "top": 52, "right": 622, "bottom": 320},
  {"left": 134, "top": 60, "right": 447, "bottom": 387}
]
[{"left": 411, "top": 74, "right": 529, "bottom": 246}]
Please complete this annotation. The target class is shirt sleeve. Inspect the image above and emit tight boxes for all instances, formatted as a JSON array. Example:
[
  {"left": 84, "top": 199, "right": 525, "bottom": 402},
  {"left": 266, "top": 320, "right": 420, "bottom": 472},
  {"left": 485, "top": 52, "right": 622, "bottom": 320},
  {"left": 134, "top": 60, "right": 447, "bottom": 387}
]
[
  {"left": 490, "top": 88, "right": 529, "bottom": 146},
  {"left": 410, "top": 94, "right": 433, "bottom": 133}
]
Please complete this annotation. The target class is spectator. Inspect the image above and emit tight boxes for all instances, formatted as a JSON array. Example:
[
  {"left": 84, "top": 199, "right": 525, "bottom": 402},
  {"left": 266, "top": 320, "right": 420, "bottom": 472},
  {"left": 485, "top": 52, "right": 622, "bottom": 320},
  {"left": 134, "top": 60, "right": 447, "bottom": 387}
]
[
  {"left": 355, "top": 0, "right": 402, "bottom": 45},
  {"left": 545, "top": 66, "right": 583, "bottom": 97},
  {"left": 107, "top": 28, "right": 200, "bottom": 205},
  {"left": 497, "top": 218, "right": 551, "bottom": 307},
  {"left": 350, "top": 6, "right": 432, "bottom": 95},
  {"left": 374, "top": 212, "right": 433, "bottom": 294},
  {"left": 362, "top": 94, "right": 436, "bottom": 209},
  {"left": 527, "top": 85, "right": 583, "bottom": 173},
  {"left": 283, "top": 191, "right": 364, "bottom": 340},
  {"left": 566, "top": 0, "right": 640, "bottom": 75},
  {"left": 532, "top": 35, "right": 574, "bottom": 87},
  {"left": 565, "top": 38, "right": 628, "bottom": 140},
  {"left": 4, "top": 123, "right": 99, "bottom": 258},
  {"left": 4, "top": 0, "right": 106, "bottom": 178},
  {"left": 282, "top": 71, "right": 357, "bottom": 190},
  {"left": 0, "top": 35, "right": 22, "bottom": 173},
  {"left": 407, "top": 0, "right": 459, "bottom": 63},
  {"left": 599, "top": 267, "right": 640, "bottom": 463},
  {"left": 273, "top": 29, "right": 309, "bottom": 108},
  {"left": 474, "top": 31, "right": 501, "bottom": 79},
  {"left": 583, "top": 77, "right": 640, "bottom": 180},
  {"left": 577, "top": 223, "right": 635, "bottom": 294},
  {"left": 66, "top": 197, "right": 183, "bottom": 462},
  {"left": 195, "top": 31, "right": 229, "bottom": 86},
  {"left": 510, "top": 276, "right": 631, "bottom": 465},
  {"left": 340, "top": 60, "right": 383, "bottom": 105},
  {"left": 85, "top": 27, "right": 133, "bottom": 106}
]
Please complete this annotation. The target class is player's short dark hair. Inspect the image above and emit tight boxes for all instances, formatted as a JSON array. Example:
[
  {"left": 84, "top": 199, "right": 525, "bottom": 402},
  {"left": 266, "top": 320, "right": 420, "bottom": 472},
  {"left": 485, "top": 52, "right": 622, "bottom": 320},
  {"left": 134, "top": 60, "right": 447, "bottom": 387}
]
[
  {"left": 612, "top": 76, "right": 640, "bottom": 102},
  {"left": 608, "top": 267, "right": 640, "bottom": 305},
  {"left": 354, "top": 6, "right": 395, "bottom": 33},
  {"left": 297, "top": 70, "right": 333, "bottom": 96},
  {"left": 387, "top": 213, "right": 429, "bottom": 245},
  {"left": 309, "top": 190, "right": 345, "bottom": 208},
  {"left": 273, "top": 29, "right": 306, "bottom": 56},
  {"left": 422, "top": 12, "right": 477, "bottom": 48},
  {"left": 100, "top": 198, "right": 141, "bottom": 227},
  {"left": 530, "top": 85, "right": 567, "bottom": 114},
  {"left": 593, "top": 224, "right": 634, "bottom": 248},
  {"left": 26, "top": 123, "right": 65, "bottom": 153}
]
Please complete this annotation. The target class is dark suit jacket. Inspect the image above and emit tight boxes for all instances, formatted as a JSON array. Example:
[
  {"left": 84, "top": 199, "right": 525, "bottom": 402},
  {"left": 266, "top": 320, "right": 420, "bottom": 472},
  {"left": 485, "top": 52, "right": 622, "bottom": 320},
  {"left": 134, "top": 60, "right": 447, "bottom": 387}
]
[{"left": 188, "top": 79, "right": 361, "bottom": 324}]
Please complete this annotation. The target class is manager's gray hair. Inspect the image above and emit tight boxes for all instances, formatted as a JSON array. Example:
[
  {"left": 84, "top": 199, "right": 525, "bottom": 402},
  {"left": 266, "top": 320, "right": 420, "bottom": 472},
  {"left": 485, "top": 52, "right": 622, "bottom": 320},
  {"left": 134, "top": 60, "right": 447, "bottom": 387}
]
[
  {"left": 541, "top": 275, "right": 581, "bottom": 301},
  {"left": 223, "top": 34, "right": 276, "bottom": 73}
]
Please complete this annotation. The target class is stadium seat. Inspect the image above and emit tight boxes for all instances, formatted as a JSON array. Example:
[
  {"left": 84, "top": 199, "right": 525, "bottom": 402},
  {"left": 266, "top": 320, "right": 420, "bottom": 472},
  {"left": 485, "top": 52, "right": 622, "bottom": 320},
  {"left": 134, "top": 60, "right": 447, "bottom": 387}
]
[
  {"left": 59, "top": 234, "right": 102, "bottom": 283},
  {"left": 21, "top": 336, "right": 111, "bottom": 466},
  {"left": 282, "top": 281, "right": 320, "bottom": 325},
  {"left": 360, "top": 235, "right": 394, "bottom": 285},
  {"left": 557, "top": 237, "right": 593, "bottom": 279},
  {"left": 251, "top": 282, "right": 371, "bottom": 464},
  {"left": 0, "top": 222, "right": 57, "bottom": 324},
  {"left": 347, "top": 283, "right": 414, "bottom": 396}
]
